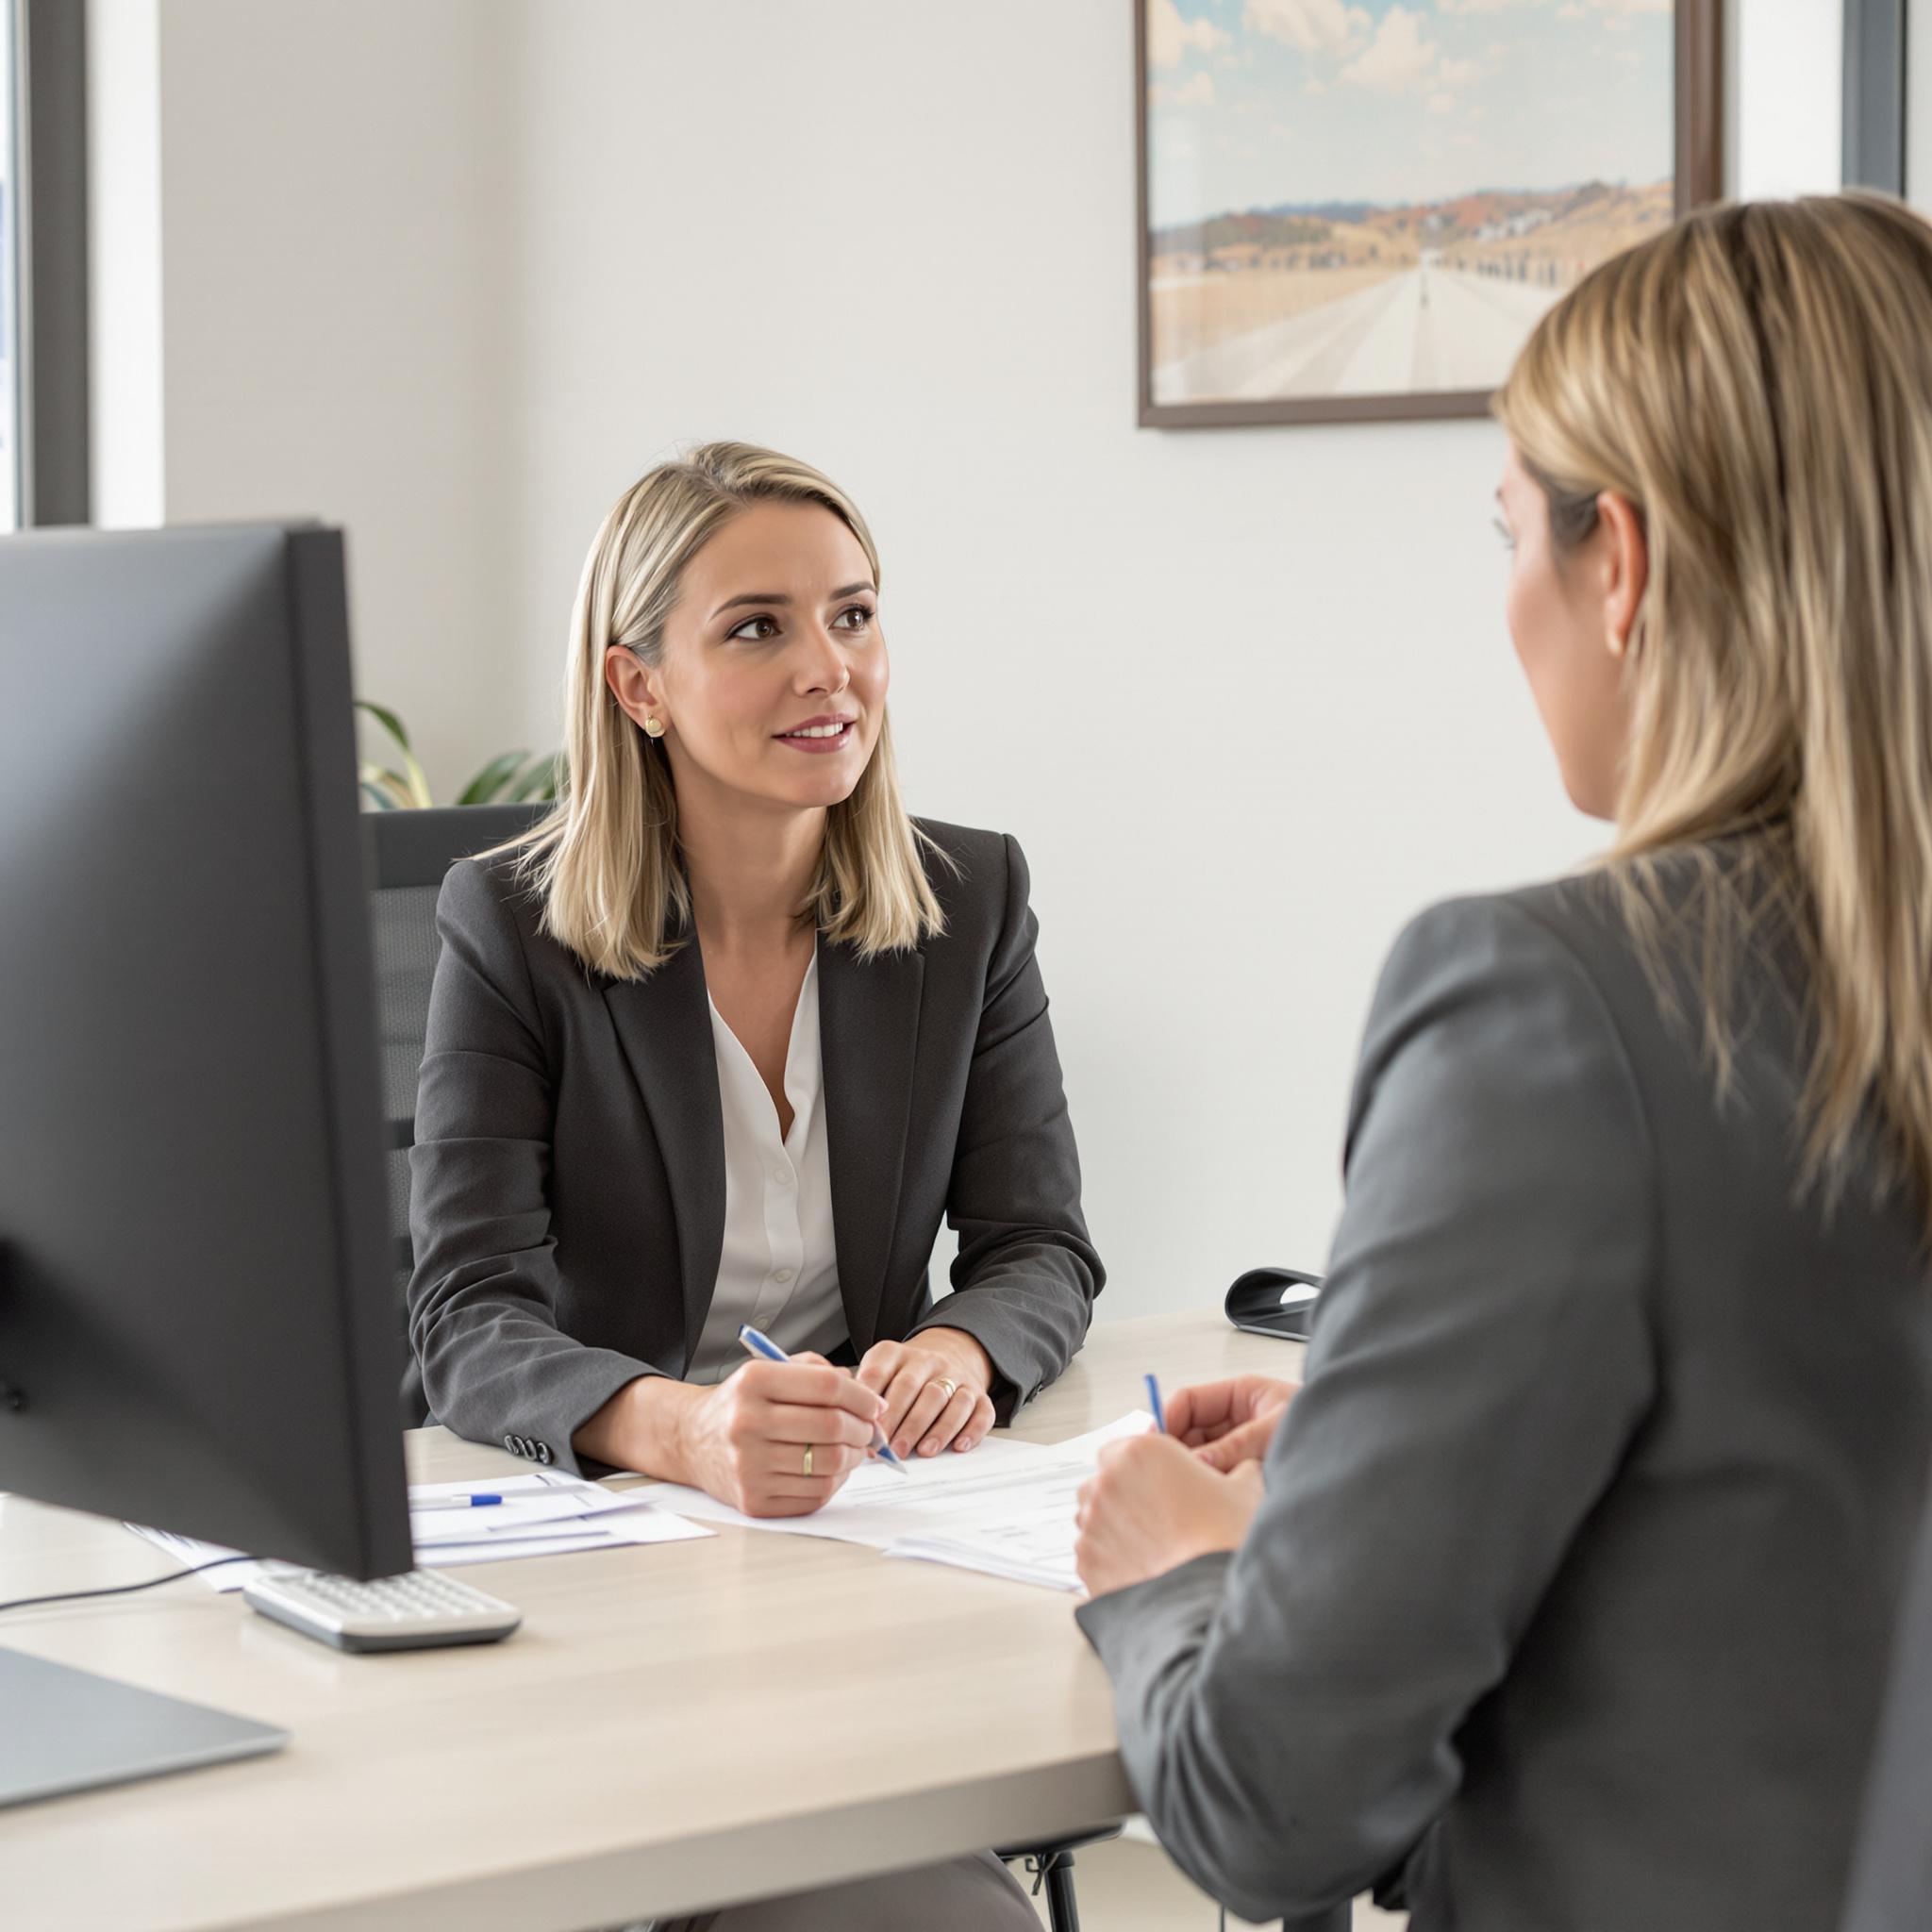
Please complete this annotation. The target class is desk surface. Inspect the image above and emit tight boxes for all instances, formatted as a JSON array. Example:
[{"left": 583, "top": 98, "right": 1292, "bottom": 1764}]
[{"left": 0, "top": 1311, "right": 1297, "bottom": 1932}]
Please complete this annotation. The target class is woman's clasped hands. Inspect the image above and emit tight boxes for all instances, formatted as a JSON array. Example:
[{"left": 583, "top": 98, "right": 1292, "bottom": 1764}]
[
  {"left": 1073, "top": 1374, "right": 1299, "bottom": 1599},
  {"left": 855, "top": 1327, "right": 998, "bottom": 1461}
]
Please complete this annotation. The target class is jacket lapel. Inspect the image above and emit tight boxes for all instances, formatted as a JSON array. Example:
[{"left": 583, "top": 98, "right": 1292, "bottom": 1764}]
[
  {"left": 818, "top": 934, "right": 925, "bottom": 1356},
  {"left": 602, "top": 940, "right": 724, "bottom": 1374}
]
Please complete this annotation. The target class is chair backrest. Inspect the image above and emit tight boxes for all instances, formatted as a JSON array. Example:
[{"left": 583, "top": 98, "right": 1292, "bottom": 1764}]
[
  {"left": 365, "top": 803, "right": 549, "bottom": 1422},
  {"left": 1840, "top": 1478, "right": 1932, "bottom": 1931}
]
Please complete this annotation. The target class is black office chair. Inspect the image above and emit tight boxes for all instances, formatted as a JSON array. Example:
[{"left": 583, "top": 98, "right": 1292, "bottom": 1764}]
[
  {"left": 995, "top": 1823, "right": 1123, "bottom": 1931},
  {"left": 365, "top": 803, "right": 549, "bottom": 1427},
  {"left": 1839, "top": 1470, "right": 1932, "bottom": 1931},
  {"left": 367, "top": 802, "right": 1122, "bottom": 1927}
]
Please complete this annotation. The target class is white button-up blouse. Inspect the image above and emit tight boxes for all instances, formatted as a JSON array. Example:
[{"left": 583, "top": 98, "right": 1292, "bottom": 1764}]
[{"left": 685, "top": 955, "right": 848, "bottom": 1384}]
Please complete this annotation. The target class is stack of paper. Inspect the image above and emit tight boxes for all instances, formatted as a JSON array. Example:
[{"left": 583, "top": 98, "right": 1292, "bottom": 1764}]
[
  {"left": 884, "top": 1483, "right": 1092, "bottom": 1591},
  {"left": 126, "top": 1472, "right": 710, "bottom": 1592},
  {"left": 623, "top": 1411, "right": 1153, "bottom": 1592},
  {"left": 884, "top": 1413, "right": 1151, "bottom": 1591}
]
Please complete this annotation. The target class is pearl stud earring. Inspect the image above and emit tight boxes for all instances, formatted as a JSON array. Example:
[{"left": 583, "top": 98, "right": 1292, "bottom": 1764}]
[{"left": 644, "top": 716, "right": 666, "bottom": 739}]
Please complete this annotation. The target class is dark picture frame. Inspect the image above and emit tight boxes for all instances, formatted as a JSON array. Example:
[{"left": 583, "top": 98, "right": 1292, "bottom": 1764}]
[{"left": 1136, "top": 0, "right": 1724, "bottom": 430}]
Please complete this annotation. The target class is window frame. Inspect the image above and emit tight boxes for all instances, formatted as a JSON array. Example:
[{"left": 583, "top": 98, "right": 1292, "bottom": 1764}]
[
  {"left": 1844, "top": 0, "right": 1908, "bottom": 192},
  {"left": 11, "top": 0, "right": 90, "bottom": 527},
  {"left": 2, "top": 0, "right": 20, "bottom": 527}
]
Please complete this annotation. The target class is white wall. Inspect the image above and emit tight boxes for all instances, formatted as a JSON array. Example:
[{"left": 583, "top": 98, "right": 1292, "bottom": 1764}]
[
  {"left": 495, "top": 0, "right": 1594, "bottom": 1316},
  {"left": 110, "top": 0, "right": 1847, "bottom": 1319},
  {"left": 1733, "top": 0, "right": 1842, "bottom": 199},
  {"left": 86, "top": 0, "right": 165, "bottom": 528},
  {"left": 129, "top": 0, "right": 525, "bottom": 793},
  {"left": 1909, "top": 0, "right": 1932, "bottom": 209}
]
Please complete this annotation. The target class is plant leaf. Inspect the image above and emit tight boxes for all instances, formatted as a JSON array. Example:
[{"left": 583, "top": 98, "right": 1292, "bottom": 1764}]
[
  {"left": 358, "top": 763, "right": 411, "bottom": 810},
  {"left": 510, "top": 752, "right": 564, "bottom": 803},
  {"left": 357, "top": 701, "right": 432, "bottom": 805},
  {"left": 355, "top": 699, "right": 413, "bottom": 756},
  {"left": 458, "top": 750, "right": 532, "bottom": 807},
  {"left": 359, "top": 779, "right": 400, "bottom": 811},
  {"left": 396, "top": 745, "right": 435, "bottom": 809}
]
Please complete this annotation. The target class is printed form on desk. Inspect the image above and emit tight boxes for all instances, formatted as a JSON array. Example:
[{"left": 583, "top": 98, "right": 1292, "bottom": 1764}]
[
  {"left": 619, "top": 1412, "right": 1155, "bottom": 1592},
  {"left": 126, "top": 1472, "right": 711, "bottom": 1591}
]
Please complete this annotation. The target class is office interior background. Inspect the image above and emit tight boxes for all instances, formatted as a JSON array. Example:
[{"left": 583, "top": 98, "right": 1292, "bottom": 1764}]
[
  {"left": 5, "top": 5, "right": 1931, "bottom": 1929},
  {"left": 23, "top": 1, "right": 1897, "bottom": 1322}
]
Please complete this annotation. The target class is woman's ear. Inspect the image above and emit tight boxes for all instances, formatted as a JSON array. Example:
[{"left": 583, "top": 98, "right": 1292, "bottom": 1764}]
[
  {"left": 604, "top": 645, "right": 662, "bottom": 733},
  {"left": 1597, "top": 491, "right": 1649, "bottom": 658}
]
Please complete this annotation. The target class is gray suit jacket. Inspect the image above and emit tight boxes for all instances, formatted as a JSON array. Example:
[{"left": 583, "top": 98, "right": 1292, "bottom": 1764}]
[
  {"left": 1840, "top": 1485, "right": 1932, "bottom": 1930},
  {"left": 1078, "top": 861, "right": 1932, "bottom": 1932},
  {"left": 407, "top": 820, "right": 1102, "bottom": 1476}
]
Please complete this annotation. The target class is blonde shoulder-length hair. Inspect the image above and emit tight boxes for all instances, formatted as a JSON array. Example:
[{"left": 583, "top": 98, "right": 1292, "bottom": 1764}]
[
  {"left": 1497, "top": 193, "right": 1932, "bottom": 1248},
  {"left": 503, "top": 441, "right": 944, "bottom": 979}
]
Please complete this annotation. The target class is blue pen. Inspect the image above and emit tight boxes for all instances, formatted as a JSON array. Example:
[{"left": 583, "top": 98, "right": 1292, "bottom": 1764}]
[
  {"left": 738, "top": 1324, "right": 908, "bottom": 1474},
  {"left": 413, "top": 1492, "right": 506, "bottom": 1510},
  {"left": 1143, "top": 1373, "right": 1167, "bottom": 1435}
]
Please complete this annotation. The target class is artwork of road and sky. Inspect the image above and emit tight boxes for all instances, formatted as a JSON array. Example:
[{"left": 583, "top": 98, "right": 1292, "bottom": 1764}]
[{"left": 1145, "top": 0, "right": 1676, "bottom": 407}]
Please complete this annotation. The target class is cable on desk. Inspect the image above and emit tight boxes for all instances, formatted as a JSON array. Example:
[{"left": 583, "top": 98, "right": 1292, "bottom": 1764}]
[{"left": 0, "top": 1554, "right": 258, "bottom": 1613}]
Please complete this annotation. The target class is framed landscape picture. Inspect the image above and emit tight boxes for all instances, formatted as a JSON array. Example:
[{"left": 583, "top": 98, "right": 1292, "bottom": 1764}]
[{"left": 1137, "top": 0, "right": 1722, "bottom": 427}]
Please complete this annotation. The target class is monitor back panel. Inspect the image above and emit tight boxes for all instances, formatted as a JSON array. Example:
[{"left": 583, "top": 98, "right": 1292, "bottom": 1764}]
[{"left": 0, "top": 524, "right": 411, "bottom": 1578}]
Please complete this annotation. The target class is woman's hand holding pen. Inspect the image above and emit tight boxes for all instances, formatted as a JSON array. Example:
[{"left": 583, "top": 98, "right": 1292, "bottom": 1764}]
[
  {"left": 857, "top": 1329, "right": 997, "bottom": 1460},
  {"left": 1164, "top": 1374, "right": 1300, "bottom": 1471},
  {"left": 579, "top": 1326, "right": 988, "bottom": 1510},
  {"left": 1070, "top": 1373, "right": 1292, "bottom": 1597},
  {"left": 1074, "top": 1433, "right": 1265, "bottom": 1599},
  {"left": 646, "top": 1357, "right": 886, "bottom": 1518}
]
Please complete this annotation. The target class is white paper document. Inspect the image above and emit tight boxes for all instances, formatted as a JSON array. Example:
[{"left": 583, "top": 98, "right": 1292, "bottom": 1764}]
[
  {"left": 125, "top": 1472, "right": 711, "bottom": 1591},
  {"left": 621, "top": 1411, "right": 1154, "bottom": 1592}
]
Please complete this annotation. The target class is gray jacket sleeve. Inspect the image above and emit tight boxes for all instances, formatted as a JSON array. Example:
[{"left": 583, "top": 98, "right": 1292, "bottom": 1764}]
[
  {"left": 908, "top": 833, "right": 1104, "bottom": 1419},
  {"left": 1075, "top": 896, "right": 1658, "bottom": 1925},
  {"left": 407, "top": 859, "right": 659, "bottom": 1474}
]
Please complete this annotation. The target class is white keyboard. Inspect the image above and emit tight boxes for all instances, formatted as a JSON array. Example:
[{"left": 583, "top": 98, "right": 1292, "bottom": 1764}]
[{"left": 243, "top": 1567, "right": 523, "bottom": 1653}]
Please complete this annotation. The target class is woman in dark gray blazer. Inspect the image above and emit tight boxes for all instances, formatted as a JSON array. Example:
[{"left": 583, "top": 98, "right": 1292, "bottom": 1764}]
[
  {"left": 1073, "top": 196, "right": 1932, "bottom": 1931},
  {"left": 408, "top": 443, "right": 1099, "bottom": 1928}
]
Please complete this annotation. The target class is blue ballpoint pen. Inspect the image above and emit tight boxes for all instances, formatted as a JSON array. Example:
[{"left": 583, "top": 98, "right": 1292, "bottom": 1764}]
[
  {"left": 413, "top": 1492, "right": 506, "bottom": 1510},
  {"left": 738, "top": 1324, "right": 909, "bottom": 1474},
  {"left": 1143, "top": 1373, "right": 1167, "bottom": 1435}
]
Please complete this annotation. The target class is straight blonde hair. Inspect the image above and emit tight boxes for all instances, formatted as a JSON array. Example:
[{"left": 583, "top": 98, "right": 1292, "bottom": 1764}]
[
  {"left": 505, "top": 442, "right": 943, "bottom": 978},
  {"left": 1497, "top": 194, "right": 1932, "bottom": 1247}
]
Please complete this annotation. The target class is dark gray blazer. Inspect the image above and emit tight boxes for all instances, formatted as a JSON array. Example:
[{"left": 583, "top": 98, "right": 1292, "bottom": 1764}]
[
  {"left": 407, "top": 820, "right": 1102, "bottom": 1476},
  {"left": 1079, "top": 860, "right": 1932, "bottom": 1932}
]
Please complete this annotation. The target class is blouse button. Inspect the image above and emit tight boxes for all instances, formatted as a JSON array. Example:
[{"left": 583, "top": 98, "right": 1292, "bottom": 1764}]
[{"left": 774, "top": 1268, "right": 794, "bottom": 1284}]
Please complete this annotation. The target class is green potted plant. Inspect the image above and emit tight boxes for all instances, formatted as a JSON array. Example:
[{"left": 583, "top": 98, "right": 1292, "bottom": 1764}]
[{"left": 356, "top": 701, "right": 562, "bottom": 811}]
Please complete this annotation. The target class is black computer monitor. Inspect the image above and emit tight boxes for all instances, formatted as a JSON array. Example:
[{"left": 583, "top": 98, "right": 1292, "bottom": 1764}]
[
  {"left": 0, "top": 524, "right": 411, "bottom": 1573},
  {"left": 0, "top": 523, "right": 415, "bottom": 1803}
]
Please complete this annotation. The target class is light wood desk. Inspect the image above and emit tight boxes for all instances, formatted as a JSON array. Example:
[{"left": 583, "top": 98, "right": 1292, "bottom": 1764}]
[{"left": 0, "top": 1311, "right": 1299, "bottom": 1931}]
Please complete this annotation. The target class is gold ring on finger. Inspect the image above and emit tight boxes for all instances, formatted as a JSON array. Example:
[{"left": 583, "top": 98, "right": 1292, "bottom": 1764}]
[
  {"left": 934, "top": 1378, "right": 958, "bottom": 1403},
  {"left": 802, "top": 1443, "right": 814, "bottom": 1478}
]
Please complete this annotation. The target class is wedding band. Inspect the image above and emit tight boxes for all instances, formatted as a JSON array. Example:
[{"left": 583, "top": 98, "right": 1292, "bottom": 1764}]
[
  {"left": 802, "top": 1443, "right": 814, "bottom": 1478},
  {"left": 934, "top": 1378, "right": 958, "bottom": 1403}
]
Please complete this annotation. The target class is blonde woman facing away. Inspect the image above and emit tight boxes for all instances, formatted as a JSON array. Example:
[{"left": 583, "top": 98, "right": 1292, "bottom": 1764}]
[
  {"left": 407, "top": 444, "right": 1100, "bottom": 1929},
  {"left": 1072, "top": 195, "right": 1932, "bottom": 1932}
]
